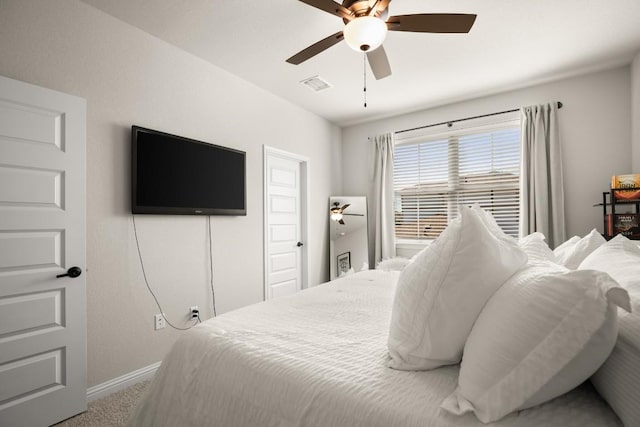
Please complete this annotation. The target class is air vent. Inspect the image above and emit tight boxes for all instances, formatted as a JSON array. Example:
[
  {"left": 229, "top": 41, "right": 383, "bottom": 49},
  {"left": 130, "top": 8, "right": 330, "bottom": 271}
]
[{"left": 300, "top": 75, "right": 332, "bottom": 92}]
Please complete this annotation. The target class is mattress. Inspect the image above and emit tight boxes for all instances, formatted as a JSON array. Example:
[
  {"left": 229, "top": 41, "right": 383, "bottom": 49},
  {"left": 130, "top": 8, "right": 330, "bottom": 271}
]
[{"left": 128, "top": 270, "right": 621, "bottom": 427}]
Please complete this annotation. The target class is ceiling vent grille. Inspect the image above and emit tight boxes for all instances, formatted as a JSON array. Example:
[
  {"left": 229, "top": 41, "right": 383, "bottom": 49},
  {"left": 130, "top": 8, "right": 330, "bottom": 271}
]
[{"left": 300, "top": 75, "right": 332, "bottom": 92}]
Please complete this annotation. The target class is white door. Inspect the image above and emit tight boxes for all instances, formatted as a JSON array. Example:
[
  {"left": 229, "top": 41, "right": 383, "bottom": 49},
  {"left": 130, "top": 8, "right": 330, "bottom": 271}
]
[
  {"left": 0, "top": 76, "right": 86, "bottom": 426},
  {"left": 264, "top": 148, "right": 307, "bottom": 300}
]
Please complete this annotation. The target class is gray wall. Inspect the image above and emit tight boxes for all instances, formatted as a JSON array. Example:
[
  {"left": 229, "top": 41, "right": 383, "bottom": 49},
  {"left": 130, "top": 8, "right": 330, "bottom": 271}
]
[
  {"left": 342, "top": 66, "right": 632, "bottom": 248},
  {"left": 0, "top": 0, "right": 341, "bottom": 387}
]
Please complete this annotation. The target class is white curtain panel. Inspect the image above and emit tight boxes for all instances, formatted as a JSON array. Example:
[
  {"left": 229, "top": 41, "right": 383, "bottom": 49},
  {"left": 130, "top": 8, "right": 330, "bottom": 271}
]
[
  {"left": 371, "top": 133, "right": 396, "bottom": 264},
  {"left": 519, "top": 103, "right": 566, "bottom": 248}
]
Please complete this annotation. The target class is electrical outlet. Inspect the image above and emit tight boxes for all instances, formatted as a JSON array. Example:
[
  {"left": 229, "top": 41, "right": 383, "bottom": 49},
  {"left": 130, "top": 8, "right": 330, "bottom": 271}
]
[
  {"left": 154, "top": 313, "right": 166, "bottom": 330},
  {"left": 190, "top": 306, "right": 199, "bottom": 319}
]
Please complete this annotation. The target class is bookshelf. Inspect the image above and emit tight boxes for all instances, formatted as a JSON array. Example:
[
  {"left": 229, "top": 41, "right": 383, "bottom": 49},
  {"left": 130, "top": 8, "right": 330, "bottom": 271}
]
[{"left": 599, "top": 188, "right": 640, "bottom": 239}]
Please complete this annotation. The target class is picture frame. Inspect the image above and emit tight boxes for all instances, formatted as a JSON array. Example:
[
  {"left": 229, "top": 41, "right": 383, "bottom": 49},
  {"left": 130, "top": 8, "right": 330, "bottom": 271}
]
[{"left": 337, "top": 251, "right": 351, "bottom": 275}]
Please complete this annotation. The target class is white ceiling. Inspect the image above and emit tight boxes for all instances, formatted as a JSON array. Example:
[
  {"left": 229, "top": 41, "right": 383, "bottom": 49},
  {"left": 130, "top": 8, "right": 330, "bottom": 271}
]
[{"left": 81, "top": 0, "right": 640, "bottom": 127}]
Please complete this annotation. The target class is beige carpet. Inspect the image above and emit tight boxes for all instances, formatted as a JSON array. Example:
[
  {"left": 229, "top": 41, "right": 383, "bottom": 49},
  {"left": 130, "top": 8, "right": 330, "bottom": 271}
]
[{"left": 53, "top": 380, "right": 150, "bottom": 427}]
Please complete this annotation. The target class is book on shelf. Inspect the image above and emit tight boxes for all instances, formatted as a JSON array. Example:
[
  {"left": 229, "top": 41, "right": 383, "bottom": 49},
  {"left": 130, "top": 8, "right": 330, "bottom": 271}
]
[
  {"left": 605, "top": 213, "right": 640, "bottom": 238},
  {"left": 611, "top": 173, "right": 640, "bottom": 200}
]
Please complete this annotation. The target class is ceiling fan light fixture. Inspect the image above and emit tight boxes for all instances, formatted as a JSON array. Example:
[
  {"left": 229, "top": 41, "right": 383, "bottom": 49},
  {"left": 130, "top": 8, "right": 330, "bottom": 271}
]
[
  {"left": 331, "top": 212, "right": 344, "bottom": 222},
  {"left": 343, "top": 16, "right": 387, "bottom": 52}
]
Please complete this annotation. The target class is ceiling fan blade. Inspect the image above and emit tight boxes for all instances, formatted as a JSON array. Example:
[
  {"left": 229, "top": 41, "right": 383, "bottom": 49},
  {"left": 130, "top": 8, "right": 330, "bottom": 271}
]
[
  {"left": 298, "top": 0, "right": 352, "bottom": 20},
  {"left": 367, "top": 46, "right": 392, "bottom": 80},
  {"left": 341, "top": 203, "right": 351, "bottom": 211},
  {"left": 368, "top": 0, "right": 391, "bottom": 16},
  {"left": 339, "top": 219, "right": 345, "bottom": 225},
  {"left": 343, "top": 213, "right": 364, "bottom": 216},
  {"left": 386, "top": 13, "right": 477, "bottom": 33},
  {"left": 286, "top": 31, "right": 344, "bottom": 65}
]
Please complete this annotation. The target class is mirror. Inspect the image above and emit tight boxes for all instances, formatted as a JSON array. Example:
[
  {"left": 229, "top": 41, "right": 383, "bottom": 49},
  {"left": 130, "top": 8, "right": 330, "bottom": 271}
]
[{"left": 329, "top": 196, "right": 369, "bottom": 279}]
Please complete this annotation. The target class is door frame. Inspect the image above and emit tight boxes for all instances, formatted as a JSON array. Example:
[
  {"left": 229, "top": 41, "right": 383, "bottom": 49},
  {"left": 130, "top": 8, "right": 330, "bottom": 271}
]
[{"left": 263, "top": 145, "right": 310, "bottom": 300}]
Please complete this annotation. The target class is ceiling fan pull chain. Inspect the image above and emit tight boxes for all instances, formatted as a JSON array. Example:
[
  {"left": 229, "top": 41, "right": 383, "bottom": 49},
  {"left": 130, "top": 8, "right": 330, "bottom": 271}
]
[{"left": 363, "top": 52, "right": 367, "bottom": 108}]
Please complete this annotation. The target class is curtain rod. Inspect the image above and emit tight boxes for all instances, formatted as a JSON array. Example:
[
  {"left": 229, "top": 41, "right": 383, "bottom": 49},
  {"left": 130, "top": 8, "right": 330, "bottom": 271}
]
[{"left": 395, "top": 101, "right": 563, "bottom": 135}]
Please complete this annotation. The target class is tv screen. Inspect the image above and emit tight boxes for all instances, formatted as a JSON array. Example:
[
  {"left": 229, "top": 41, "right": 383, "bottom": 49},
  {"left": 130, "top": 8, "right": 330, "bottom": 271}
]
[{"left": 132, "top": 126, "right": 246, "bottom": 215}]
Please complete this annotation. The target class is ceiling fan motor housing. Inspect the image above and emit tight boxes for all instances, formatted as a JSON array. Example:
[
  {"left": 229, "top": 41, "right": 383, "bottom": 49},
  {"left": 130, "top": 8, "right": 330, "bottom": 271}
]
[{"left": 341, "top": 0, "right": 388, "bottom": 20}]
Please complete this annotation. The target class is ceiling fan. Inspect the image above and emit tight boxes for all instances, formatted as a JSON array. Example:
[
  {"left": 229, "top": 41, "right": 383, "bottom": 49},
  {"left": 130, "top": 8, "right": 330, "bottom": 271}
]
[
  {"left": 286, "top": 0, "right": 477, "bottom": 80},
  {"left": 330, "top": 202, "right": 364, "bottom": 225}
]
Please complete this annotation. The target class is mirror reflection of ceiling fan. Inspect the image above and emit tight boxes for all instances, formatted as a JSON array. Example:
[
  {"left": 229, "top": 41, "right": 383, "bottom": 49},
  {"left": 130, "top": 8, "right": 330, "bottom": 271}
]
[
  {"left": 330, "top": 202, "right": 364, "bottom": 224},
  {"left": 286, "top": 0, "right": 477, "bottom": 80}
]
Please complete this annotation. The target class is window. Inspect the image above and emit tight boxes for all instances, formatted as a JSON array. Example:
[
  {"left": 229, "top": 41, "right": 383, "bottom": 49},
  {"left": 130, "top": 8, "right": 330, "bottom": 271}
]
[{"left": 394, "top": 120, "right": 521, "bottom": 242}]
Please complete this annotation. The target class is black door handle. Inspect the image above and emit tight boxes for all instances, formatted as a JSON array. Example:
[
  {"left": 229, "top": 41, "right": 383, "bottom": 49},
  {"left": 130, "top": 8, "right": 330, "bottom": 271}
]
[
  {"left": 296, "top": 241, "right": 304, "bottom": 247},
  {"left": 56, "top": 266, "right": 82, "bottom": 278}
]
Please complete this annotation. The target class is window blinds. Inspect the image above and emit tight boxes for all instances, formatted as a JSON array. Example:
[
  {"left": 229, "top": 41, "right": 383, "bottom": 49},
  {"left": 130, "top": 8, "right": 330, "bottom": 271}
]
[{"left": 394, "top": 125, "right": 520, "bottom": 241}]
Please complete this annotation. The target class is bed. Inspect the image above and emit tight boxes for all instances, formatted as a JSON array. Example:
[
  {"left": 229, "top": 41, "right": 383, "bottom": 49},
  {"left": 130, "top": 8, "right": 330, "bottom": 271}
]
[{"left": 128, "top": 269, "right": 623, "bottom": 427}]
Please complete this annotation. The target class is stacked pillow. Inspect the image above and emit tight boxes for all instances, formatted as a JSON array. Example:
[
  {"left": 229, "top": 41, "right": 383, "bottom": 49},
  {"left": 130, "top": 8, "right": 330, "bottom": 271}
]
[
  {"left": 440, "top": 264, "right": 629, "bottom": 422},
  {"left": 387, "top": 205, "right": 527, "bottom": 370},
  {"left": 552, "top": 235, "right": 580, "bottom": 264},
  {"left": 518, "top": 232, "right": 557, "bottom": 264},
  {"left": 554, "top": 228, "right": 606, "bottom": 269},
  {"left": 579, "top": 234, "right": 640, "bottom": 293},
  {"left": 387, "top": 207, "right": 633, "bottom": 423},
  {"left": 375, "top": 257, "right": 412, "bottom": 272},
  {"left": 579, "top": 234, "right": 640, "bottom": 427}
]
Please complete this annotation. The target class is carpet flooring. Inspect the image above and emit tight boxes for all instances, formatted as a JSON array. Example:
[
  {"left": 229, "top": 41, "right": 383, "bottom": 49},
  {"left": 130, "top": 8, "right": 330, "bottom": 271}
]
[{"left": 53, "top": 380, "right": 150, "bottom": 427}]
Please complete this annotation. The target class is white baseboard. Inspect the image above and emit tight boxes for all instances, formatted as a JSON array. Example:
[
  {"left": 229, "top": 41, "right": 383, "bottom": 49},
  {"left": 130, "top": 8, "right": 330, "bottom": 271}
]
[{"left": 86, "top": 361, "right": 161, "bottom": 402}]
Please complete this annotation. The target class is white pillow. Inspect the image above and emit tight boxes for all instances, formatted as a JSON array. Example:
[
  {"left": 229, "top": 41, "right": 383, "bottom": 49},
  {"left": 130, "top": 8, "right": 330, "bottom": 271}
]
[
  {"left": 579, "top": 233, "right": 640, "bottom": 294},
  {"left": 470, "top": 204, "right": 513, "bottom": 241},
  {"left": 519, "top": 232, "right": 557, "bottom": 264},
  {"left": 579, "top": 234, "right": 640, "bottom": 426},
  {"left": 591, "top": 294, "right": 640, "bottom": 427},
  {"left": 553, "top": 235, "right": 580, "bottom": 264},
  {"left": 561, "top": 229, "right": 606, "bottom": 269},
  {"left": 387, "top": 205, "right": 528, "bottom": 370},
  {"left": 376, "top": 257, "right": 411, "bottom": 272},
  {"left": 441, "top": 264, "right": 630, "bottom": 423},
  {"left": 519, "top": 231, "right": 546, "bottom": 242}
]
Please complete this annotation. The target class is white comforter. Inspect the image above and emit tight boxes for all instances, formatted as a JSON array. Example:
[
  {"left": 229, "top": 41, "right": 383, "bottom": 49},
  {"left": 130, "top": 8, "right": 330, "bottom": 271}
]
[{"left": 128, "top": 270, "right": 620, "bottom": 427}]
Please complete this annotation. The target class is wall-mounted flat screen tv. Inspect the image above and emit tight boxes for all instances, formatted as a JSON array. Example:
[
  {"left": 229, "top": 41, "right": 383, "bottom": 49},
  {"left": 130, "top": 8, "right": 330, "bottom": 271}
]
[{"left": 132, "top": 126, "right": 246, "bottom": 215}]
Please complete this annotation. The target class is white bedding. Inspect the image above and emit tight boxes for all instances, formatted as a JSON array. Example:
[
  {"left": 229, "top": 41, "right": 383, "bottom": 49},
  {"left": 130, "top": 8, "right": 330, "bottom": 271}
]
[{"left": 128, "top": 270, "right": 621, "bottom": 427}]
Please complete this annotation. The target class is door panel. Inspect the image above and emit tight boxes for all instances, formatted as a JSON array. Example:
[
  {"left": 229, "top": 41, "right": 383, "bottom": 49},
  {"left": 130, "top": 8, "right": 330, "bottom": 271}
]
[
  {"left": 0, "top": 75, "right": 86, "bottom": 427},
  {"left": 0, "top": 165, "right": 63, "bottom": 207},
  {"left": 0, "top": 99, "right": 64, "bottom": 149},
  {"left": 0, "top": 290, "right": 63, "bottom": 338},
  {"left": 0, "top": 230, "right": 64, "bottom": 272}
]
